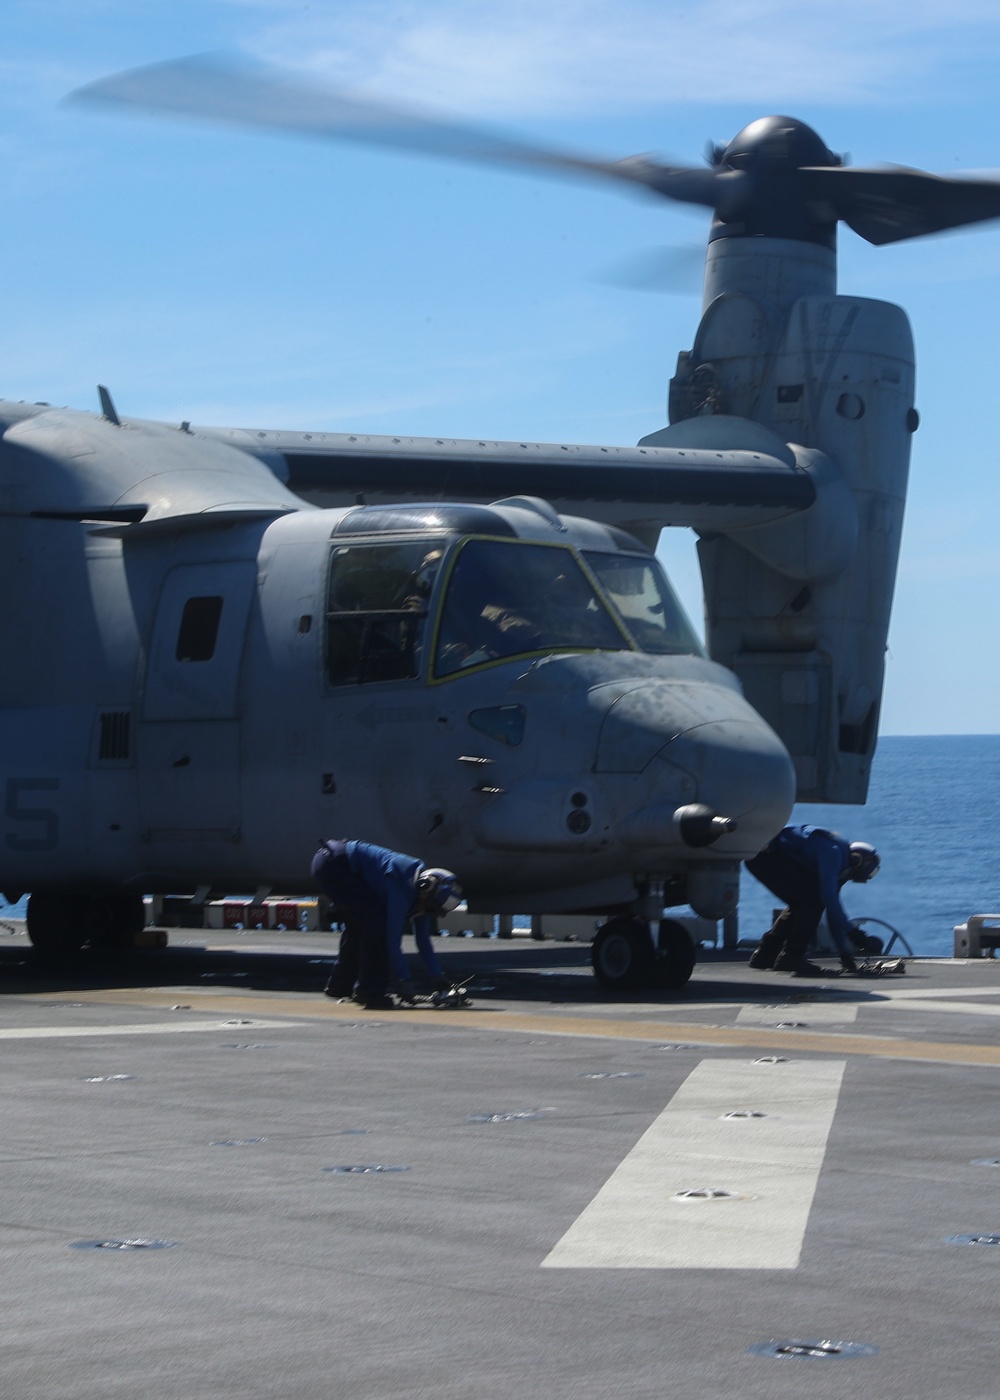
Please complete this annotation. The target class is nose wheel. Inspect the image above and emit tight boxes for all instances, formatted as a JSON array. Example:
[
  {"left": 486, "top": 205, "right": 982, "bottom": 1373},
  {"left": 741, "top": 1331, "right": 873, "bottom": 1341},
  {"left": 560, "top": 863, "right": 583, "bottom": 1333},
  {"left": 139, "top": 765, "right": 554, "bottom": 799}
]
[{"left": 591, "top": 915, "right": 696, "bottom": 994}]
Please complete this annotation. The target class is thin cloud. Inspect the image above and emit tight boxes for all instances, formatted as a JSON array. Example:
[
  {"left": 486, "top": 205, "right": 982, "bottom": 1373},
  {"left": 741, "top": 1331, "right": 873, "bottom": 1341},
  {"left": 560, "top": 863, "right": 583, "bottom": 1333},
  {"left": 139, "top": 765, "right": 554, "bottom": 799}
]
[
  {"left": 0, "top": 55, "right": 91, "bottom": 111},
  {"left": 240, "top": 0, "right": 1000, "bottom": 117}
]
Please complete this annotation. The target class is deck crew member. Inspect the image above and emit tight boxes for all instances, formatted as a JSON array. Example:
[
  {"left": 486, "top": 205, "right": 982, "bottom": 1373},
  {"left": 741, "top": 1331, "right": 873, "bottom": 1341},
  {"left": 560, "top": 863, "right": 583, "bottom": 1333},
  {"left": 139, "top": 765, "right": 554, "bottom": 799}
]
[
  {"left": 311, "top": 839, "right": 462, "bottom": 1008},
  {"left": 745, "top": 825, "right": 881, "bottom": 977}
]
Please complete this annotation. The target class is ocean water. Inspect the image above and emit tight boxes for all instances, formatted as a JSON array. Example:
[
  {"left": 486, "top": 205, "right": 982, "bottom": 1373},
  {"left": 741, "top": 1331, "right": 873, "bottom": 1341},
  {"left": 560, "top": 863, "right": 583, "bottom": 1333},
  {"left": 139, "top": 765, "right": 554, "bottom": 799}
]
[
  {"left": 734, "top": 734, "right": 1000, "bottom": 957},
  {"left": 1, "top": 737, "right": 995, "bottom": 957}
]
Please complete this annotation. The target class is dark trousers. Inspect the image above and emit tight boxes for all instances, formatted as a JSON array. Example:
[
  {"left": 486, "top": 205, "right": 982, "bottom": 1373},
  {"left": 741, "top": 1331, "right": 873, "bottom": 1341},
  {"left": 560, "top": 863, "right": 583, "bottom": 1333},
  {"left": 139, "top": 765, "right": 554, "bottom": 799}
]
[
  {"left": 311, "top": 844, "right": 389, "bottom": 999},
  {"left": 745, "top": 848, "right": 824, "bottom": 960}
]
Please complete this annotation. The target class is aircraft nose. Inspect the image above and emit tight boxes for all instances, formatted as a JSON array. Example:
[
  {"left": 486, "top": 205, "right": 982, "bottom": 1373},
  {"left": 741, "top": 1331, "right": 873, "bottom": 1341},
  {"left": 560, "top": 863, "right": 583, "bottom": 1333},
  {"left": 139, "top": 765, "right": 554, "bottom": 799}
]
[
  {"left": 597, "top": 679, "right": 795, "bottom": 855},
  {"left": 595, "top": 678, "right": 746, "bottom": 774},
  {"left": 660, "top": 716, "right": 796, "bottom": 851}
]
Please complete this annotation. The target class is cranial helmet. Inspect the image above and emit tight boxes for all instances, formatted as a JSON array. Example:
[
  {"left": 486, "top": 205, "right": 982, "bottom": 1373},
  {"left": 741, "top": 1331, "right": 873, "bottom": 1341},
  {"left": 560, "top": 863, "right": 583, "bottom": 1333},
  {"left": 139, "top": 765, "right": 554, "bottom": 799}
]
[
  {"left": 412, "top": 548, "right": 444, "bottom": 596},
  {"left": 848, "top": 842, "right": 880, "bottom": 883},
  {"left": 416, "top": 867, "right": 463, "bottom": 913}
]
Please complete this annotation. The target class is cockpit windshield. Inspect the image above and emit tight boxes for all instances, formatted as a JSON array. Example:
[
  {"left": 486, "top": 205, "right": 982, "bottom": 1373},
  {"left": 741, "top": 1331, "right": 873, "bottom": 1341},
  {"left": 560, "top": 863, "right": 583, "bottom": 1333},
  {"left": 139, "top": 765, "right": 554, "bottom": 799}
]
[
  {"left": 434, "top": 539, "right": 629, "bottom": 678},
  {"left": 583, "top": 552, "right": 704, "bottom": 656}
]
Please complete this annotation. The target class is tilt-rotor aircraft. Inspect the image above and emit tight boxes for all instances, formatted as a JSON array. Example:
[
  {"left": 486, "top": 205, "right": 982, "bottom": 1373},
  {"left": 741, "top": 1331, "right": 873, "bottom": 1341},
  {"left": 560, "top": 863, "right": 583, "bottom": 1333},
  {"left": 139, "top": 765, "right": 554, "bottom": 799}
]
[{"left": 5, "top": 59, "right": 998, "bottom": 989}]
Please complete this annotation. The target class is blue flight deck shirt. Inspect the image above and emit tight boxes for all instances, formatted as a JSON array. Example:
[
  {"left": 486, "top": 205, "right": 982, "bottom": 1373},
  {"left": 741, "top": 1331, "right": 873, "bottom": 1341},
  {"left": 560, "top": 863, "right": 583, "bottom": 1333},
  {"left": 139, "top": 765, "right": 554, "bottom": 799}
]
[
  {"left": 770, "top": 825, "right": 854, "bottom": 949},
  {"left": 342, "top": 840, "right": 444, "bottom": 982}
]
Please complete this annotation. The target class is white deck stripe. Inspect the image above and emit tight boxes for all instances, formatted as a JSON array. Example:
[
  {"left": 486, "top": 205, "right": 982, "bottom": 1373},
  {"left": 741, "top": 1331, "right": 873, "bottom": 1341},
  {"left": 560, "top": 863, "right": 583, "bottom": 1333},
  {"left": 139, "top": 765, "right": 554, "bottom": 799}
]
[
  {"left": 879, "top": 999, "right": 1000, "bottom": 1018},
  {"left": 735, "top": 1002, "right": 858, "bottom": 1024},
  {"left": 0, "top": 1019, "right": 294, "bottom": 1040},
  {"left": 884, "top": 983, "right": 1000, "bottom": 998},
  {"left": 542, "top": 1057, "right": 846, "bottom": 1270}
]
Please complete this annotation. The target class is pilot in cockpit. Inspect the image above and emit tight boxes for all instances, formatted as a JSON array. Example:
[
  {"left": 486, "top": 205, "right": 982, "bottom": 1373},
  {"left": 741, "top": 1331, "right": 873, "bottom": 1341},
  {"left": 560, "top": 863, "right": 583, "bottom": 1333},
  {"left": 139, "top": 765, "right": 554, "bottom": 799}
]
[{"left": 401, "top": 547, "right": 444, "bottom": 613}]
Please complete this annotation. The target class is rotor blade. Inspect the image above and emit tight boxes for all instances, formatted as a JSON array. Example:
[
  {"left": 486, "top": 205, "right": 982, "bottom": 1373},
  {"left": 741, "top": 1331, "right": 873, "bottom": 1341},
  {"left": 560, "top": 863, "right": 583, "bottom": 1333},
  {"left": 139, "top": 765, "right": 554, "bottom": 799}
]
[
  {"left": 801, "top": 165, "right": 1000, "bottom": 246},
  {"left": 68, "top": 54, "right": 719, "bottom": 208}
]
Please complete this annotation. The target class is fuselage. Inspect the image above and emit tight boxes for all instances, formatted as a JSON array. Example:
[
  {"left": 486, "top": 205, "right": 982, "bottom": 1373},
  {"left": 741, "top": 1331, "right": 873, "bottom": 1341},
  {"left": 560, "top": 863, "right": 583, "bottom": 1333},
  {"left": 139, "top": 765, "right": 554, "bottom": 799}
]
[{"left": 0, "top": 405, "right": 795, "bottom": 915}]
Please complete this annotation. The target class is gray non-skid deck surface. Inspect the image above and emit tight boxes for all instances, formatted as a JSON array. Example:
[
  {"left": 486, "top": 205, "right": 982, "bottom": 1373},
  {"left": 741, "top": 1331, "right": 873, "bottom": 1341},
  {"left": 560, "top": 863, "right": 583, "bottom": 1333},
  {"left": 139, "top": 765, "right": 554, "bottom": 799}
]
[{"left": 2, "top": 938, "right": 1000, "bottom": 1399}]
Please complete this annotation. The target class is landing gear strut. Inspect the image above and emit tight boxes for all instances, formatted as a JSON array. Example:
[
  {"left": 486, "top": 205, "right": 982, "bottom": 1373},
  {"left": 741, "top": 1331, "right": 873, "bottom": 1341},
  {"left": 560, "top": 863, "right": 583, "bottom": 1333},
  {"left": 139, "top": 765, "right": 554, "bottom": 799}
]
[
  {"left": 26, "top": 891, "right": 146, "bottom": 958},
  {"left": 591, "top": 915, "right": 696, "bottom": 994}
]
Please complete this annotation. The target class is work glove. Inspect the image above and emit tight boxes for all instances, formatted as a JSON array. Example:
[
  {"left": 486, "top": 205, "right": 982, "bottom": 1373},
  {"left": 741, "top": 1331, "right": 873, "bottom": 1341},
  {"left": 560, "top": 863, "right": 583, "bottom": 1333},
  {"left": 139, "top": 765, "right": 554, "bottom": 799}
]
[{"left": 847, "top": 919, "right": 883, "bottom": 954}]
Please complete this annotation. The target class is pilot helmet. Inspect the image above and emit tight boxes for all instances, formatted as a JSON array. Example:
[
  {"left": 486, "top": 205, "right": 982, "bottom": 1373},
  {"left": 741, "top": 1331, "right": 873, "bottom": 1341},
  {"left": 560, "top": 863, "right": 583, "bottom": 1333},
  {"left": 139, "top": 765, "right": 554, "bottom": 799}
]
[
  {"left": 412, "top": 549, "right": 444, "bottom": 597},
  {"left": 416, "top": 867, "right": 463, "bottom": 913},
  {"left": 848, "top": 842, "right": 880, "bottom": 882}
]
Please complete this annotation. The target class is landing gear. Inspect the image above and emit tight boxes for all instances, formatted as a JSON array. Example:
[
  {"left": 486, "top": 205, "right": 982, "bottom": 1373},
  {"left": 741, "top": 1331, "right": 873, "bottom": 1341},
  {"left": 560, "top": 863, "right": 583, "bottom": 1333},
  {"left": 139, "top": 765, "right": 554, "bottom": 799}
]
[
  {"left": 591, "top": 915, "right": 651, "bottom": 992},
  {"left": 653, "top": 918, "right": 697, "bottom": 988},
  {"left": 86, "top": 893, "right": 147, "bottom": 951},
  {"left": 26, "top": 890, "right": 147, "bottom": 958},
  {"left": 26, "top": 892, "right": 87, "bottom": 957},
  {"left": 591, "top": 915, "right": 696, "bottom": 994}
]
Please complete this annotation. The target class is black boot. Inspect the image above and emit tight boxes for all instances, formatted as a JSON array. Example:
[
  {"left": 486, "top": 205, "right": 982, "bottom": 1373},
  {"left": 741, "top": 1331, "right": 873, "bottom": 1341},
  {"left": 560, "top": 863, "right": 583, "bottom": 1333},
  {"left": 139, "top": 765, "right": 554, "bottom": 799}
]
[
  {"left": 773, "top": 954, "right": 832, "bottom": 977},
  {"left": 748, "top": 933, "right": 783, "bottom": 970}
]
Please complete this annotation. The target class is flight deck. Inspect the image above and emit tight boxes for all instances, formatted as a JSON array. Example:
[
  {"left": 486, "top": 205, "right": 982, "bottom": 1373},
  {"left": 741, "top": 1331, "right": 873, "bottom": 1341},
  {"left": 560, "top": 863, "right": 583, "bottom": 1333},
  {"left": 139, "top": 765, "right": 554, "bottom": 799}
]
[{"left": 1, "top": 930, "right": 999, "bottom": 1399}]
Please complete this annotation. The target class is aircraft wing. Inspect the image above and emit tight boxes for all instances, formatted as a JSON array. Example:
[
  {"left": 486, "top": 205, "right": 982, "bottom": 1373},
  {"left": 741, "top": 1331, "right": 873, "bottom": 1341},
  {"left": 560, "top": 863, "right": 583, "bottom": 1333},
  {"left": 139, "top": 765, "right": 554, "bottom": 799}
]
[{"left": 197, "top": 415, "right": 816, "bottom": 540}]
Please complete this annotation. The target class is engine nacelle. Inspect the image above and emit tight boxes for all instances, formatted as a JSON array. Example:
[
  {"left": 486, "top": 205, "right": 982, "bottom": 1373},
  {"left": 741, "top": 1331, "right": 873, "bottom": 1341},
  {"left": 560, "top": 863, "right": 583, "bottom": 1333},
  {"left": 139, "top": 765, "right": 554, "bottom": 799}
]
[{"left": 661, "top": 247, "right": 915, "bottom": 802}]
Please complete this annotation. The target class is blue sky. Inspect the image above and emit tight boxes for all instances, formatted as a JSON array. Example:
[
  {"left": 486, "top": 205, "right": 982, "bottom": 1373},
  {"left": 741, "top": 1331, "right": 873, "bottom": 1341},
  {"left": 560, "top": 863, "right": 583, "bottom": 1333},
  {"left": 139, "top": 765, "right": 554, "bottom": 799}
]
[{"left": 3, "top": 0, "right": 1000, "bottom": 734}]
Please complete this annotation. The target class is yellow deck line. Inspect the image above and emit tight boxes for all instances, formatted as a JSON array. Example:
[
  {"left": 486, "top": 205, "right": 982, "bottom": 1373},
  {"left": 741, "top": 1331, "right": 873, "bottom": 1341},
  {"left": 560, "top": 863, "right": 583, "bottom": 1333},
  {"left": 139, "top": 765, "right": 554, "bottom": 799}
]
[{"left": 26, "top": 987, "right": 1000, "bottom": 1068}]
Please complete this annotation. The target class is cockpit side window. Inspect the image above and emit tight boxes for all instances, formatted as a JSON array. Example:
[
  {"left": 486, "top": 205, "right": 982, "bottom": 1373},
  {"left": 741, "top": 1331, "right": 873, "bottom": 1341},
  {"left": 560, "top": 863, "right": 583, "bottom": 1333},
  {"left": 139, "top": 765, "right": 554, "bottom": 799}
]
[
  {"left": 583, "top": 552, "right": 705, "bottom": 656},
  {"left": 326, "top": 538, "right": 445, "bottom": 685},
  {"left": 433, "top": 539, "right": 630, "bottom": 679},
  {"left": 176, "top": 596, "right": 224, "bottom": 662}
]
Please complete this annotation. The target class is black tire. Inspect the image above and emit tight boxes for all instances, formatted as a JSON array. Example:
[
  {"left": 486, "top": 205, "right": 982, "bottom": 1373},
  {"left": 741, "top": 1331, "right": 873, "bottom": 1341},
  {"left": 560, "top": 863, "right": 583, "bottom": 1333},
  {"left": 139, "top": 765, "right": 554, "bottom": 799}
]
[
  {"left": 26, "top": 892, "right": 88, "bottom": 957},
  {"left": 87, "top": 893, "right": 147, "bottom": 951},
  {"left": 652, "top": 918, "right": 697, "bottom": 989},
  {"left": 27, "top": 890, "right": 146, "bottom": 957},
  {"left": 591, "top": 916, "right": 654, "bottom": 993}
]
